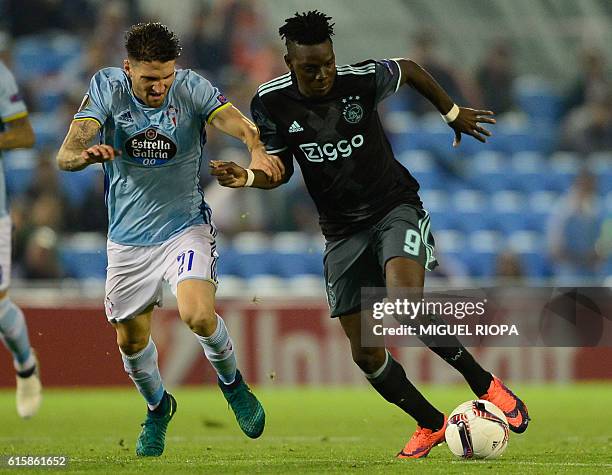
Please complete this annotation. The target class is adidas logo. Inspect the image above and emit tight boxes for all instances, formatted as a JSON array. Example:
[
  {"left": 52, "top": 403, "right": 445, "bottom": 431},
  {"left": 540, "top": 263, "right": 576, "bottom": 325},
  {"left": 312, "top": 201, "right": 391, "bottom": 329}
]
[
  {"left": 288, "top": 121, "right": 304, "bottom": 133},
  {"left": 118, "top": 110, "right": 134, "bottom": 123}
]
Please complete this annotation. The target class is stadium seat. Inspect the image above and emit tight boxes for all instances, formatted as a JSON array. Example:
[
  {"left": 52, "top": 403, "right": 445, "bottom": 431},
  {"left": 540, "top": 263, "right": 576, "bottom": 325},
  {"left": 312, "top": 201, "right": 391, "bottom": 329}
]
[
  {"left": 517, "top": 251, "right": 551, "bottom": 278},
  {"left": 397, "top": 150, "right": 435, "bottom": 173},
  {"left": 514, "top": 170, "right": 557, "bottom": 193},
  {"left": 270, "top": 232, "right": 311, "bottom": 253},
  {"left": 59, "top": 248, "right": 107, "bottom": 279},
  {"left": 433, "top": 229, "right": 466, "bottom": 253},
  {"left": 506, "top": 230, "right": 542, "bottom": 253},
  {"left": 59, "top": 166, "right": 101, "bottom": 205},
  {"left": 13, "top": 34, "right": 81, "bottom": 80},
  {"left": 273, "top": 252, "right": 323, "bottom": 278},
  {"left": 232, "top": 232, "right": 270, "bottom": 252},
  {"left": 232, "top": 251, "right": 277, "bottom": 278},
  {"left": 467, "top": 230, "right": 503, "bottom": 277},
  {"left": 246, "top": 275, "right": 286, "bottom": 297},
  {"left": 514, "top": 76, "right": 561, "bottom": 123},
  {"left": 451, "top": 190, "right": 492, "bottom": 232},
  {"left": 287, "top": 275, "right": 325, "bottom": 297},
  {"left": 604, "top": 191, "right": 612, "bottom": 213},
  {"left": 216, "top": 275, "right": 247, "bottom": 297},
  {"left": 491, "top": 191, "right": 527, "bottom": 228},
  {"left": 510, "top": 151, "right": 547, "bottom": 173},
  {"left": 216, "top": 248, "right": 240, "bottom": 277},
  {"left": 29, "top": 113, "right": 63, "bottom": 148},
  {"left": 36, "top": 90, "right": 64, "bottom": 113},
  {"left": 429, "top": 211, "right": 460, "bottom": 231},
  {"left": 469, "top": 151, "right": 506, "bottom": 173},
  {"left": 411, "top": 170, "right": 447, "bottom": 190},
  {"left": 3, "top": 150, "right": 37, "bottom": 196},
  {"left": 470, "top": 171, "right": 517, "bottom": 193},
  {"left": 419, "top": 189, "right": 449, "bottom": 213},
  {"left": 587, "top": 151, "right": 612, "bottom": 174},
  {"left": 269, "top": 232, "right": 324, "bottom": 278}
]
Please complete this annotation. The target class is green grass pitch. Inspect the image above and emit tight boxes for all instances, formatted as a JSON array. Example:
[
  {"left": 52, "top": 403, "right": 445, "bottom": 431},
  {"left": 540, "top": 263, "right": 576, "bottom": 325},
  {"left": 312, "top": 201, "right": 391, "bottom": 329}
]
[{"left": 1, "top": 383, "right": 611, "bottom": 473}]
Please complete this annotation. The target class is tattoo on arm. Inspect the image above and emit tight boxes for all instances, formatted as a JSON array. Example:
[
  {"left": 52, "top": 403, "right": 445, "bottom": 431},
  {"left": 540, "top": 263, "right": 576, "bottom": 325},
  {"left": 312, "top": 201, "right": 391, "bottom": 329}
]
[{"left": 57, "top": 120, "right": 100, "bottom": 171}]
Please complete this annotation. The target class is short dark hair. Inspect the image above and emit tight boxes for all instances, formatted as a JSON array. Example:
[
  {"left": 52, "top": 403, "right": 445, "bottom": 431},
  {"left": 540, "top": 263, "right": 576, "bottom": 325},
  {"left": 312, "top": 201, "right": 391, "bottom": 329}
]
[
  {"left": 279, "top": 10, "right": 335, "bottom": 46},
  {"left": 125, "top": 22, "right": 181, "bottom": 62}
]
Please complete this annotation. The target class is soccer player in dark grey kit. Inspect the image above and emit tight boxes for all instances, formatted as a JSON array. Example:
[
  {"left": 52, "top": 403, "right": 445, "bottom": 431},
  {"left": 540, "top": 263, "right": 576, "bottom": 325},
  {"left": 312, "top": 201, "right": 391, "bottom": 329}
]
[{"left": 211, "top": 11, "right": 529, "bottom": 458}]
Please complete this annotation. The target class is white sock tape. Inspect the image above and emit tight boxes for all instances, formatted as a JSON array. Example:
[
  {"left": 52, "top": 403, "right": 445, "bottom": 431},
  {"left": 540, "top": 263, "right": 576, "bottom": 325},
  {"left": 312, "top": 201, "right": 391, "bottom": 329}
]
[{"left": 442, "top": 103, "right": 460, "bottom": 123}]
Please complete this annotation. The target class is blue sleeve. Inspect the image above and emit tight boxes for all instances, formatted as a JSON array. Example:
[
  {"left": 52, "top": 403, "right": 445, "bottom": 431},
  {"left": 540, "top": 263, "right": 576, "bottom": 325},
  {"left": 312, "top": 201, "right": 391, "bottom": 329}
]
[
  {"left": 74, "top": 70, "right": 112, "bottom": 125},
  {"left": 188, "top": 72, "right": 232, "bottom": 124},
  {"left": 374, "top": 59, "right": 402, "bottom": 105}
]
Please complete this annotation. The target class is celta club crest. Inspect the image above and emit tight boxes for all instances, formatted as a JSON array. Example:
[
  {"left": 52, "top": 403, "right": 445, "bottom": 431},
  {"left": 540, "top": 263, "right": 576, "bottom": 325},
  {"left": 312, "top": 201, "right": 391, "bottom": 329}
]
[
  {"left": 342, "top": 96, "right": 364, "bottom": 124},
  {"left": 167, "top": 105, "right": 179, "bottom": 127}
]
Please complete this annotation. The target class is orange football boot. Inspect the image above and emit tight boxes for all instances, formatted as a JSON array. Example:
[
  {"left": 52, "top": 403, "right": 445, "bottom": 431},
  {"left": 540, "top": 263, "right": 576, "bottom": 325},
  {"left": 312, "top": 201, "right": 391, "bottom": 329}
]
[
  {"left": 481, "top": 375, "right": 530, "bottom": 433},
  {"left": 397, "top": 416, "right": 447, "bottom": 459}
]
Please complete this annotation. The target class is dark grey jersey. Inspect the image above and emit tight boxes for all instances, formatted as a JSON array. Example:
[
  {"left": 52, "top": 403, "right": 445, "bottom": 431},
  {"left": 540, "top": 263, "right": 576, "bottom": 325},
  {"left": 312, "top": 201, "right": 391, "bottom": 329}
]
[{"left": 251, "top": 59, "right": 422, "bottom": 241}]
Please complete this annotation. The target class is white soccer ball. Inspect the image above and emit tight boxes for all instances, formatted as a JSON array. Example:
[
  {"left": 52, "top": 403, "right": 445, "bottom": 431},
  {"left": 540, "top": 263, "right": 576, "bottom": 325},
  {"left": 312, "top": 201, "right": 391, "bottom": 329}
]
[{"left": 445, "top": 399, "right": 509, "bottom": 459}]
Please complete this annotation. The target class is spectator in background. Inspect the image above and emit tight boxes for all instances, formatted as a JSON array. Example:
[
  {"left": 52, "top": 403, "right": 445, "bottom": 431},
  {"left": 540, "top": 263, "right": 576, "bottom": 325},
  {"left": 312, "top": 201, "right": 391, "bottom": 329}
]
[
  {"left": 25, "top": 150, "right": 75, "bottom": 230},
  {"left": 495, "top": 251, "right": 525, "bottom": 282},
  {"left": 562, "top": 47, "right": 609, "bottom": 117},
  {"left": 6, "top": 0, "right": 97, "bottom": 37},
  {"left": 181, "top": 3, "right": 233, "bottom": 84},
  {"left": 23, "top": 226, "right": 62, "bottom": 279},
  {"left": 75, "top": 170, "right": 107, "bottom": 233},
  {"left": 407, "top": 30, "right": 481, "bottom": 116},
  {"left": 476, "top": 41, "right": 516, "bottom": 115},
  {"left": 547, "top": 170, "right": 604, "bottom": 282},
  {"left": 560, "top": 90, "right": 612, "bottom": 155}
]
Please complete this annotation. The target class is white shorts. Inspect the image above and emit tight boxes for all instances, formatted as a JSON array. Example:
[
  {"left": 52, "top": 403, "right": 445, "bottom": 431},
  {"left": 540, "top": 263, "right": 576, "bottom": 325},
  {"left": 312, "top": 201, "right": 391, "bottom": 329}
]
[
  {"left": 104, "top": 224, "right": 219, "bottom": 323},
  {"left": 0, "top": 215, "right": 11, "bottom": 292}
]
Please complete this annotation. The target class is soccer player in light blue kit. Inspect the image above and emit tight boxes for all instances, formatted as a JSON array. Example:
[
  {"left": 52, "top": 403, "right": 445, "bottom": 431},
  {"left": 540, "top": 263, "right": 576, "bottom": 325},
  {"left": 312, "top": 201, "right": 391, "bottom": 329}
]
[
  {"left": 0, "top": 59, "right": 41, "bottom": 418},
  {"left": 56, "top": 23, "right": 283, "bottom": 457}
]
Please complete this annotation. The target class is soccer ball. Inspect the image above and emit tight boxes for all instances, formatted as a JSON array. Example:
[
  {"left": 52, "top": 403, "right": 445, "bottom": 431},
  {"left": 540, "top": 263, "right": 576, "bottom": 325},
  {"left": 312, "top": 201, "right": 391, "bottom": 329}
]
[{"left": 445, "top": 399, "right": 509, "bottom": 459}]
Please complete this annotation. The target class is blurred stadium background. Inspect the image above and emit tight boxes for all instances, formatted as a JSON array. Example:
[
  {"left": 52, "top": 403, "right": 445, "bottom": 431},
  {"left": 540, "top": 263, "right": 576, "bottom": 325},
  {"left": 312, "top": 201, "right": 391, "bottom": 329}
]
[{"left": 0, "top": 0, "right": 611, "bottom": 389}]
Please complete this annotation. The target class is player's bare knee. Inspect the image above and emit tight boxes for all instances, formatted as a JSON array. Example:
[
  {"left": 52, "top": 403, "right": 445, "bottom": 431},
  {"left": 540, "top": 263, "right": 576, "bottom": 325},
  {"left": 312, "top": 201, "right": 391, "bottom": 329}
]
[
  {"left": 117, "top": 334, "right": 149, "bottom": 355},
  {"left": 180, "top": 305, "right": 217, "bottom": 336},
  {"left": 352, "top": 347, "right": 386, "bottom": 373}
]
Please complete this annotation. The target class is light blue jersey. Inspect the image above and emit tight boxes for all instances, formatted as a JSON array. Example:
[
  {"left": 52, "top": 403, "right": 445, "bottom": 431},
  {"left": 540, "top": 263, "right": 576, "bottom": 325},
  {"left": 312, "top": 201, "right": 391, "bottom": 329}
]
[
  {"left": 0, "top": 60, "right": 29, "bottom": 217},
  {"left": 75, "top": 67, "right": 231, "bottom": 245}
]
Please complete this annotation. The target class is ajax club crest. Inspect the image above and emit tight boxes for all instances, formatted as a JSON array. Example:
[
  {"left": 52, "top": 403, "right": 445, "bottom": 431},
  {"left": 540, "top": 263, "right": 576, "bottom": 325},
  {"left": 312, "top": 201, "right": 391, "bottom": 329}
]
[{"left": 342, "top": 96, "right": 364, "bottom": 124}]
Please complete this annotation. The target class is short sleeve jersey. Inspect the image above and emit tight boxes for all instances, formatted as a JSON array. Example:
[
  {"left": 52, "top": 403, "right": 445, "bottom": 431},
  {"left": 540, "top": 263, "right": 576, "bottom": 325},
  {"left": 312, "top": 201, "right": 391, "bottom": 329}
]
[
  {"left": 75, "top": 67, "right": 231, "bottom": 245},
  {"left": 0, "top": 60, "right": 29, "bottom": 217},
  {"left": 251, "top": 59, "right": 421, "bottom": 241}
]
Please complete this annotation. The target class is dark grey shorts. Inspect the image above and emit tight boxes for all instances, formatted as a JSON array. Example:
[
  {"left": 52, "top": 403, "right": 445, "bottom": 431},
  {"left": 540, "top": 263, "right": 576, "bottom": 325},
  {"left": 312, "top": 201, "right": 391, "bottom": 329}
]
[{"left": 323, "top": 204, "right": 437, "bottom": 317}]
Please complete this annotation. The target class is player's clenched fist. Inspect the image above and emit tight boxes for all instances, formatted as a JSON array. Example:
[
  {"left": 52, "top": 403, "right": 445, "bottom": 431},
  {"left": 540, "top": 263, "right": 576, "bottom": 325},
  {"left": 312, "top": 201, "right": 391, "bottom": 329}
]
[
  {"left": 82, "top": 144, "right": 121, "bottom": 164},
  {"left": 210, "top": 160, "right": 248, "bottom": 188}
]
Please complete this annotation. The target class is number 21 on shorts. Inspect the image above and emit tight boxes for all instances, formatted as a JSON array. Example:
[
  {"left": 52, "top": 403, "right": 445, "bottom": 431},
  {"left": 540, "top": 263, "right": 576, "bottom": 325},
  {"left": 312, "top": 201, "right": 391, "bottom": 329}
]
[
  {"left": 403, "top": 229, "right": 421, "bottom": 256},
  {"left": 177, "top": 250, "right": 195, "bottom": 276}
]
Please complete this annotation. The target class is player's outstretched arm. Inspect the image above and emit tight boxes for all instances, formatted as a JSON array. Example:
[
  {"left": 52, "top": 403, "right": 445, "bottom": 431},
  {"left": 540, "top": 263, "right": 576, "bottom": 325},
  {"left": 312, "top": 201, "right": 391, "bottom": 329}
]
[
  {"left": 209, "top": 104, "right": 285, "bottom": 182},
  {"left": 0, "top": 116, "right": 35, "bottom": 150},
  {"left": 397, "top": 59, "right": 496, "bottom": 147},
  {"left": 57, "top": 119, "right": 119, "bottom": 171},
  {"left": 210, "top": 160, "right": 287, "bottom": 190}
]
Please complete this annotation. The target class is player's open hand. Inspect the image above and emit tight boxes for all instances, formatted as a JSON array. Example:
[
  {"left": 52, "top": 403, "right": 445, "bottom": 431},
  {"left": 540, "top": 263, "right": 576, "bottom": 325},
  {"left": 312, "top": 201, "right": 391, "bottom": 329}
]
[
  {"left": 210, "top": 160, "right": 248, "bottom": 188},
  {"left": 449, "top": 108, "right": 496, "bottom": 147},
  {"left": 249, "top": 146, "right": 285, "bottom": 182},
  {"left": 82, "top": 144, "right": 121, "bottom": 164}
]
